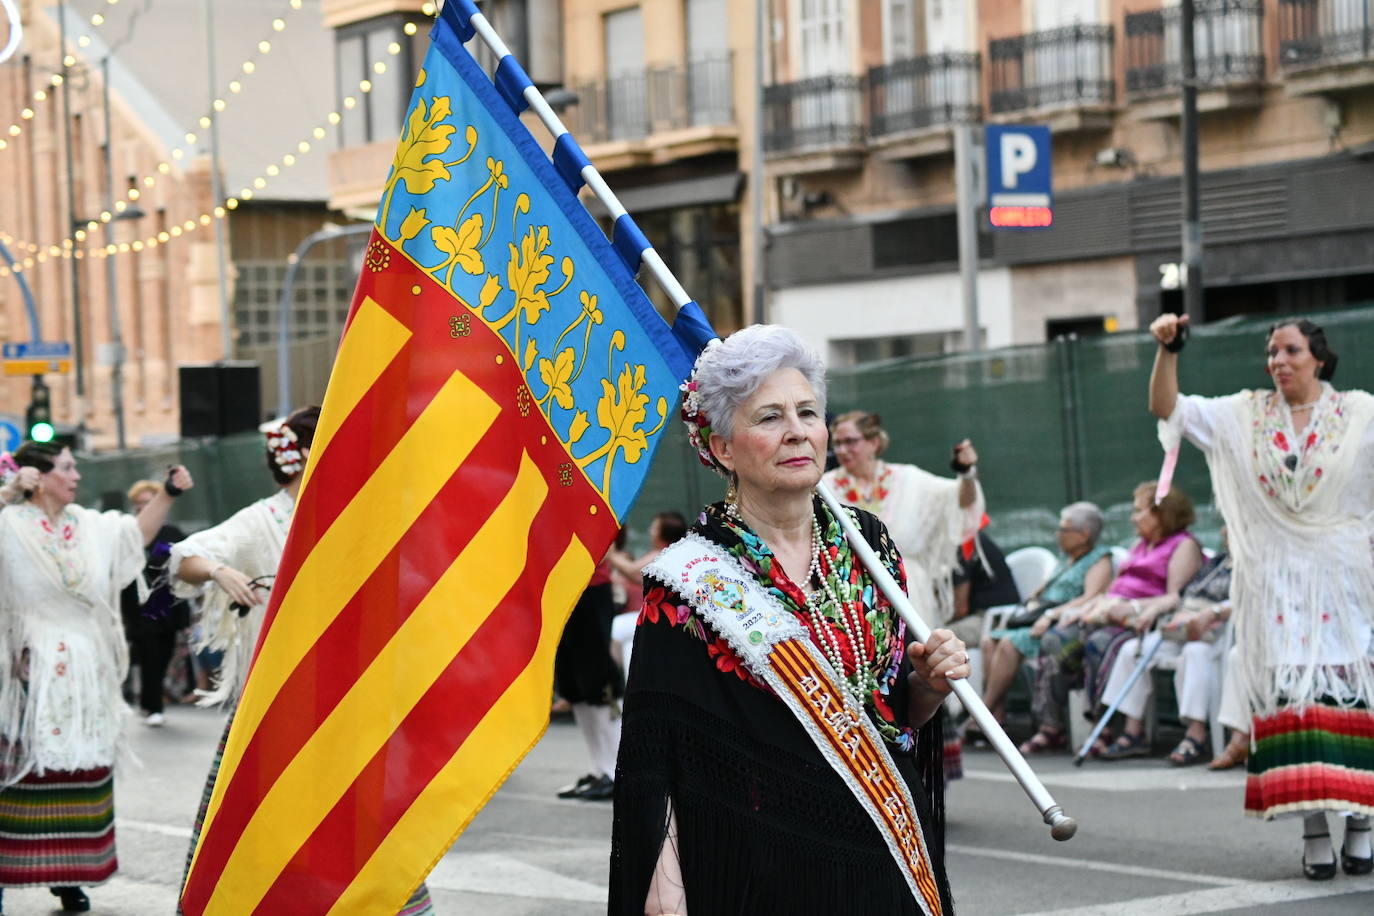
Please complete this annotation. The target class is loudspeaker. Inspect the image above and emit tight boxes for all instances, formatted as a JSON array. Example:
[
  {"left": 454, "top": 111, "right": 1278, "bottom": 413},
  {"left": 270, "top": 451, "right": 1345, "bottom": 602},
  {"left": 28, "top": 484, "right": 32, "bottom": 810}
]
[{"left": 179, "top": 362, "right": 262, "bottom": 439}]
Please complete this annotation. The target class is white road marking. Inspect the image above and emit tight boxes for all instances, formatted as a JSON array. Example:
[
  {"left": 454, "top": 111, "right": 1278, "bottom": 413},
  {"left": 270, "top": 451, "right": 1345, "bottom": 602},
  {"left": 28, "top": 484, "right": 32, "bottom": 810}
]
[
  {"left": 1015, "top": 875, "right": 1374, "bottom": 915},
  {"left": 947, "top": 843, "right": 1245, "bottom": 887},
  {"left": 426, "top": 851, "right": 606, "bottom": 902},
  {"left": 0, "top": 875, "right": 179, "bottom": 913},
  {"left": 117, "top": 816, "right": 193, "bottom": 839},
  {"left": 962, "top": 766, "right": 1246, "bottom": 793}
]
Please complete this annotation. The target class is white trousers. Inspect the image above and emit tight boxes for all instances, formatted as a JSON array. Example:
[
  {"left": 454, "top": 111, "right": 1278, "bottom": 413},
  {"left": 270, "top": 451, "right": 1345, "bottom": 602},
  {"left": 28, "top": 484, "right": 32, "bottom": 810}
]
[
  {"left": 1216, "top": 645, "right": 1249, "bottom": 733},
  {"left": 1101, "top": 634, "right": 1218, "bottom": 723}
]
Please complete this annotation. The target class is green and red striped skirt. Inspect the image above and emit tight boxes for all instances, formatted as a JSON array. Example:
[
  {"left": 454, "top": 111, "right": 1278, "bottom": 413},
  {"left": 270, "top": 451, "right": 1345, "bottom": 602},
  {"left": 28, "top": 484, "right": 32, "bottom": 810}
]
[
  {"left": 0, "top": 766, "right": 116, "bottom": 887},
  {"left": 1245, "top": 702, "right": 1374, "bottom": 819}
]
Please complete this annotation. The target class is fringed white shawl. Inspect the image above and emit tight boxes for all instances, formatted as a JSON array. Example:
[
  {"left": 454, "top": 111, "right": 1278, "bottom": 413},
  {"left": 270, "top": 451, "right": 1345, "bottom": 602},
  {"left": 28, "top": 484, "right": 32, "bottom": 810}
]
[
  {"left": 0, "top": 503, "right": 144, "bottom": 783},
  {"left": 1161, "top": 384, "right": 1374, "bottom": 716},
  {"left": 823, "top": 461, "right": 983, "bottom": 627},
  {"left": 169, "top": 488, "right": 294, "bottom": 705}
]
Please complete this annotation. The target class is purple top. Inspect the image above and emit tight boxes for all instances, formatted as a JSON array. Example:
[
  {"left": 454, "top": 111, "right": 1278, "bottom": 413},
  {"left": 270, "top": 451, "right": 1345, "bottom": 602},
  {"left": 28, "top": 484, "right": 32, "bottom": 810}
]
[{"left": 1108, "top": 530, "right": 1193, "bottom": 599}]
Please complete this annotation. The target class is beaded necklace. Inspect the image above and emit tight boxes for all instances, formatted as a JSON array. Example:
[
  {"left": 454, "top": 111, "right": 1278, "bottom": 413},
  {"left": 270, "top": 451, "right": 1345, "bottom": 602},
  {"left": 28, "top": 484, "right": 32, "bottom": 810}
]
[{"left": 803, "top": 513, "right": 879, "bottom": 702}]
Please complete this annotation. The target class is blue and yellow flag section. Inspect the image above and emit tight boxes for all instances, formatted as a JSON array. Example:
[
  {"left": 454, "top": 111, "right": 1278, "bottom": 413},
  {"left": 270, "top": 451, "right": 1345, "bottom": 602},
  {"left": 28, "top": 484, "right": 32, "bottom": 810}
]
[{"left": 180, "top": 3, "right": 714, "bottom": 912}]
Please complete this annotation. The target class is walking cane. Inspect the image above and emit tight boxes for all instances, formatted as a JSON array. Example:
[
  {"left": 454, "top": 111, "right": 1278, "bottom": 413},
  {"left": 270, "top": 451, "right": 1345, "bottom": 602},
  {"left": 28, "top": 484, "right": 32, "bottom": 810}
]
[
  {"left": 1072, "top": 630, "right": 1163, "bottom": 767},
  {"left": 817, "top": 483, "right": 1079, "bottom": 841}
]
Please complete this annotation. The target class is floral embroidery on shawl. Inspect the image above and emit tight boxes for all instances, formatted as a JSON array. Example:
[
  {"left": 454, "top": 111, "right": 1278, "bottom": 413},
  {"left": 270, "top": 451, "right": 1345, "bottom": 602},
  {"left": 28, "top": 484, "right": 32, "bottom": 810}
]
[
  {"left": 1249, "top": 386, "right": 1348, "bottom": 510},
  {"left": 19, "top": 503, "right": 85, "bottom": 592},
  {"left": 639, "top": 500, "right": 916, "bottom": 750},
  {"left": 824, "top": 462, "right": 893, "bottom": 514}
]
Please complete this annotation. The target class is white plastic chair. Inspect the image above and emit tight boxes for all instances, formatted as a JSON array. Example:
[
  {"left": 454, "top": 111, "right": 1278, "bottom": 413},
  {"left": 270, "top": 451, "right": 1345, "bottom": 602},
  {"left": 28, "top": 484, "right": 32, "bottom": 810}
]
[
  {"left": 980, "top": 546, "right": 1058, "bottom": 638},
  {"left": 970, "top": 546, "right": 1058, "bottom": 694}
]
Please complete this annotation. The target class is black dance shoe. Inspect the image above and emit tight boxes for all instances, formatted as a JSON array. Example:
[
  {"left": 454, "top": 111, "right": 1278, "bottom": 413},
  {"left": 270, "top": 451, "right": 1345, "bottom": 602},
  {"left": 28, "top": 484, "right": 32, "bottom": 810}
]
[
  {"left": 1342, "top": 823, "right": 1373, "bottom": 875},
  {"left": 579, "top": 775, "right": 614, "bottom": 801},
  {"left": 556, "top": 773, "right": 597, "bottom": 799},
  {"left": 50, "top": 887, "right": 91, "bottom": 912},
  {"left": 1301, "top": 834, "right": 1337, "bottom": 881}
]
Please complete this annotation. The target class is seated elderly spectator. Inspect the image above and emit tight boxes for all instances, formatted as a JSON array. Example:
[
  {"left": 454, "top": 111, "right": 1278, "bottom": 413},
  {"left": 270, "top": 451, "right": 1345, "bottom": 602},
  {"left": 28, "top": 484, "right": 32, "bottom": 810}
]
[
  {"left": 966, "top": 502, "right": 1114, "bottom": 742},
  {"left": 948, "top": 529, "right": 1019, "bottom": 648},
  {"left": 1019, "top": 482, "right": 1203, "bottom": 755},
  {"left": 1094, "top": 537, "right": 1233, "bottom": 764}
]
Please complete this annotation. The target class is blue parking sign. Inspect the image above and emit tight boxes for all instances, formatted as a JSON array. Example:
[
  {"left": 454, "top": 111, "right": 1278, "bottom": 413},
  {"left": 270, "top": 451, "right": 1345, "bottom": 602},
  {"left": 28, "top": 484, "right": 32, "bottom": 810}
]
[{"left": 986, "top": 125, "right": 1052, "bottom": 229}]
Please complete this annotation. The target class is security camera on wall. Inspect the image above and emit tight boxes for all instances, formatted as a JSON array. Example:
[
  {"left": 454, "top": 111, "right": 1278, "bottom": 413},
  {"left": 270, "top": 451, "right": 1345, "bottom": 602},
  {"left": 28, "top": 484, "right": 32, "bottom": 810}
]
[{"left": 1095, "top": 147, "right": 1132, "bottom": 169}]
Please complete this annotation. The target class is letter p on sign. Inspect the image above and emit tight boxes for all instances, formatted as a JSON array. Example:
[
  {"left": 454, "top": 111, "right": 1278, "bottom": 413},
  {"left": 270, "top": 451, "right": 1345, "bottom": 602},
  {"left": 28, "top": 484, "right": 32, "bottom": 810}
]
[{"left": 1000, "top": 133, "right": 1038, "bottom": 190}]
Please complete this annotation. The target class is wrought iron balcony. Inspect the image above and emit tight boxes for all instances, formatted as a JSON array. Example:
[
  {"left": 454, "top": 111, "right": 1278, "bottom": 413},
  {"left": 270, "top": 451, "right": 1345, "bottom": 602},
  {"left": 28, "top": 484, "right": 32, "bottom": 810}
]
[
  {"left": 762, "top": 74, "right": 865, "bottom": 154},
  {"left": 1279, "top": 0, "right": 1374, "bottom": 68},
  {"left": 565, "top": 53, "right": 734, "bottom": 145},
  {"left": 988, "top": 23, "right": 1115, "bottom": 115},
  {"left": 1124, "top": 0, "right": 1265, "bottom": 95},
  {"left": 868, "top": 52, "right": 981, "bottom": 137}
]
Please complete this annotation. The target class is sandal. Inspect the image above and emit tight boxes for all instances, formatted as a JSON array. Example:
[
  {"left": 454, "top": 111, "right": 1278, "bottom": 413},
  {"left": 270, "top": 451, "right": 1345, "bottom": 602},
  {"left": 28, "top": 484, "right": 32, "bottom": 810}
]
[
  {"left": 1098, "top": 731, "right": 1149, "bottom": 760},
  {"left": 1089, "top": 730, "right": 1115, "bottom": 759},
  {"left": 1168, "top": 735, "right": 1209, "bottom": 767},
  {"left": 1018, "top": 728, "right": 1067, "bottom": 755},
  {"left": 1207, "top": 732, "right": 1250, "bottom": 771}
]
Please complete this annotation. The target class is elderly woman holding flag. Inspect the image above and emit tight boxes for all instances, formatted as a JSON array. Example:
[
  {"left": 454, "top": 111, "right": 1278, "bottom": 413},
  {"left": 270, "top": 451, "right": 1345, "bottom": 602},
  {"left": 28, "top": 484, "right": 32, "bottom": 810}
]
[
  {"left": 610, "top": 325, "right": 968, "bottom": 915},
  {"left": 1149, "top": 314, "right": 1374, "bottom": 880}
]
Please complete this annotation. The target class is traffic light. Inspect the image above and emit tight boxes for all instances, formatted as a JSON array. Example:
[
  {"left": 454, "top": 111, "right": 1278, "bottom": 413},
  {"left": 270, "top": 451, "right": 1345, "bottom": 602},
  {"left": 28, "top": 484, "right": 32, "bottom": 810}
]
[{"left": 25, "top": 377, "right": 54, "bottom": 443}]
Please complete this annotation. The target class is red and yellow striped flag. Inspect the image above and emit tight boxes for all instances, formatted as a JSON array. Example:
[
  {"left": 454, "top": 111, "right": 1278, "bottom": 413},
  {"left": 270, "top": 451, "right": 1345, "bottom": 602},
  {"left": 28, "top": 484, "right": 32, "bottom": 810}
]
[{"left": 180, "top": 3, "right": 712, "bottom": 911}]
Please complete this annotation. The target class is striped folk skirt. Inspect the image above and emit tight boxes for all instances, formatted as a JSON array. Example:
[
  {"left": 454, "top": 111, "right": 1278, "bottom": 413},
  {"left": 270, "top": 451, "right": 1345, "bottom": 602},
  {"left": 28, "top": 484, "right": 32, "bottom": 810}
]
[
  {"left": 0, "top": 766, "right": 117, "bottom": 888},
  {"left": 1245, "top": 702, "right": 1374, "bottom": 819}
]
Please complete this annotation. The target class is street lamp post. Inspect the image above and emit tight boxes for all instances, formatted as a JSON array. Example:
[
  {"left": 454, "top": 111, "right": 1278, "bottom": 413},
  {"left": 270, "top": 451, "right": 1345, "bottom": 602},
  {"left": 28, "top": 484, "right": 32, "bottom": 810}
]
[
  {"left": 57, "top": 0, "right": 86, "bottom": 428},
  {"left": 275, "top": 223, "right": 373, "bottom": 417},
  {"left": 101, "top": 56, "right": 131, "bottom": 450},
  {"left": 1180, "top": 0, "right": 1204, "bottom": 323}
]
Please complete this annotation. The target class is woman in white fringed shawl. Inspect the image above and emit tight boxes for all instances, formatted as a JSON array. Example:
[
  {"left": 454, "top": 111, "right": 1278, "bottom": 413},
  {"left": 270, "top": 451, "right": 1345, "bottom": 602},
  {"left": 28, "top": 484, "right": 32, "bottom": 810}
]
[
  {"left": 822, "top": 411, "right": 984, "bottom": 635},
  {"left": 0, "top": 442, "right": 191, "bottom": 912},
  {"left": 1149, "top": 314, "right": 1374, "bottom": 882}
]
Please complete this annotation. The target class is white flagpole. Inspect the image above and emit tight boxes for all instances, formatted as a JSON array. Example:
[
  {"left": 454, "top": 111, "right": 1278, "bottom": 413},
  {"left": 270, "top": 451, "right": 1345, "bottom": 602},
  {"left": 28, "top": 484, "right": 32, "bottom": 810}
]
[{"left": 817, "top": 483, "right": 1078, "bottom": 841}]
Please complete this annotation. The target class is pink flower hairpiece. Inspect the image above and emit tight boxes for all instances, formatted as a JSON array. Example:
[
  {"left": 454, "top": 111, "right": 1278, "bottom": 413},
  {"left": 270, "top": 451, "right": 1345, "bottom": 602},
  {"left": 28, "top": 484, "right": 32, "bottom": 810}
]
[{"left": 680, "top": 339, "right": 728, "bottom": 477}]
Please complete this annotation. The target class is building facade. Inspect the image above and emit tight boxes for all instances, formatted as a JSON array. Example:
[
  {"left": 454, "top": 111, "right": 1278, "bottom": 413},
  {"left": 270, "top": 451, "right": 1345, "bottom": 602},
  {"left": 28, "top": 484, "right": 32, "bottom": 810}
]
[
  {"left": 0, "top": 0, "right": 347, "bottom": 450},
  {"left": 762, "top": 0, "right": 1374, "bottom": 364}
]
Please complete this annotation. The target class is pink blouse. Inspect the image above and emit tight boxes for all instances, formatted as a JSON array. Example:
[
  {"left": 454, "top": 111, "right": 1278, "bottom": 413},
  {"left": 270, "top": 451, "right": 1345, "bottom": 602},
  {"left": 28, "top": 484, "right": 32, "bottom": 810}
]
[{"left": 1108, "top": 530, "right": 1193, "bottom": 600}]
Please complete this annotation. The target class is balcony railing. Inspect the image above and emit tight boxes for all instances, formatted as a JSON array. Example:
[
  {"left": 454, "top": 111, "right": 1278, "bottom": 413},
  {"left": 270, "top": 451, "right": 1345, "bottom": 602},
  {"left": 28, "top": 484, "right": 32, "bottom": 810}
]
[
  {"left": 566, "top": 53, "right": 734, "bottom": 145},
  {"left": 1279, "top": 0, "right": 1374, "bottom": 68},
  {"left": 868, "top": 52, "right": 981, "bottom": 137},
  {"left": 763, "top": 74, "right": 864, "bottom": 153},
  {"left": 988, "top": 23, "right": 1115, "bottom": 114},
  {"left": 1125, "top": 0, "right": 1265, "bottom": 95}
]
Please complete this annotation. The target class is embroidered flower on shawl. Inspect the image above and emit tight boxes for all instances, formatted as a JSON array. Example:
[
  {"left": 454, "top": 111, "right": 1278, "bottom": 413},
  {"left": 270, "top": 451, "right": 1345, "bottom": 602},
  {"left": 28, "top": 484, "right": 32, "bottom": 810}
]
[
  {"left": 827, "top": 466, "right": 892, "bottom": 512},
  {"left": 1250, "top": 389, "right": 1347, "bottom": 510},
  {"left": 642, "top": 502, "right": 915, "bottom": 747}
]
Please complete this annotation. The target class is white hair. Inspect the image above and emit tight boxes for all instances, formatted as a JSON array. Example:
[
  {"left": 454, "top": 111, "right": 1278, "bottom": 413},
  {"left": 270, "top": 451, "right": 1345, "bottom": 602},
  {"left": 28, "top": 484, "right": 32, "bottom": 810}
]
[
  {"left": 1060, "top": 501, "right": 1104, "bottom": 546},
  {"left": 693, "top": 325, "right": 827, "bottom": 442}
]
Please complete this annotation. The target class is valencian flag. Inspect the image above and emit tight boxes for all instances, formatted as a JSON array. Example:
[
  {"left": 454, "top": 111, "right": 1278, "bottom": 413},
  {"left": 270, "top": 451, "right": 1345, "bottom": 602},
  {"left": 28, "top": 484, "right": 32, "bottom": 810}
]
[{"left": 180, "top": 2, "right": 714, "bottom": 913}]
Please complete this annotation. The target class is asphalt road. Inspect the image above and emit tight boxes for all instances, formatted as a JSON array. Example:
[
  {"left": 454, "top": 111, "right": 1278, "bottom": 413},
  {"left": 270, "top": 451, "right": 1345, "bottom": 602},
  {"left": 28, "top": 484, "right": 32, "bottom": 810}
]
[{"left": 3, "top": 703, "right": 1370, "bottom": 914}]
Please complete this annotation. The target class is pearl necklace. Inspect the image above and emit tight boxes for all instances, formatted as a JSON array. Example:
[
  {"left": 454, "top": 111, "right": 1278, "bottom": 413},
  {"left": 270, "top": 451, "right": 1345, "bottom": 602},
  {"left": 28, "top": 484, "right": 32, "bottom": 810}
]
[
  {"left": 1286, "top": 398, "right": 1321, "bottom": 412},
  {"left": 803, "top": 514, "right": 877, "bottom": 702}
]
